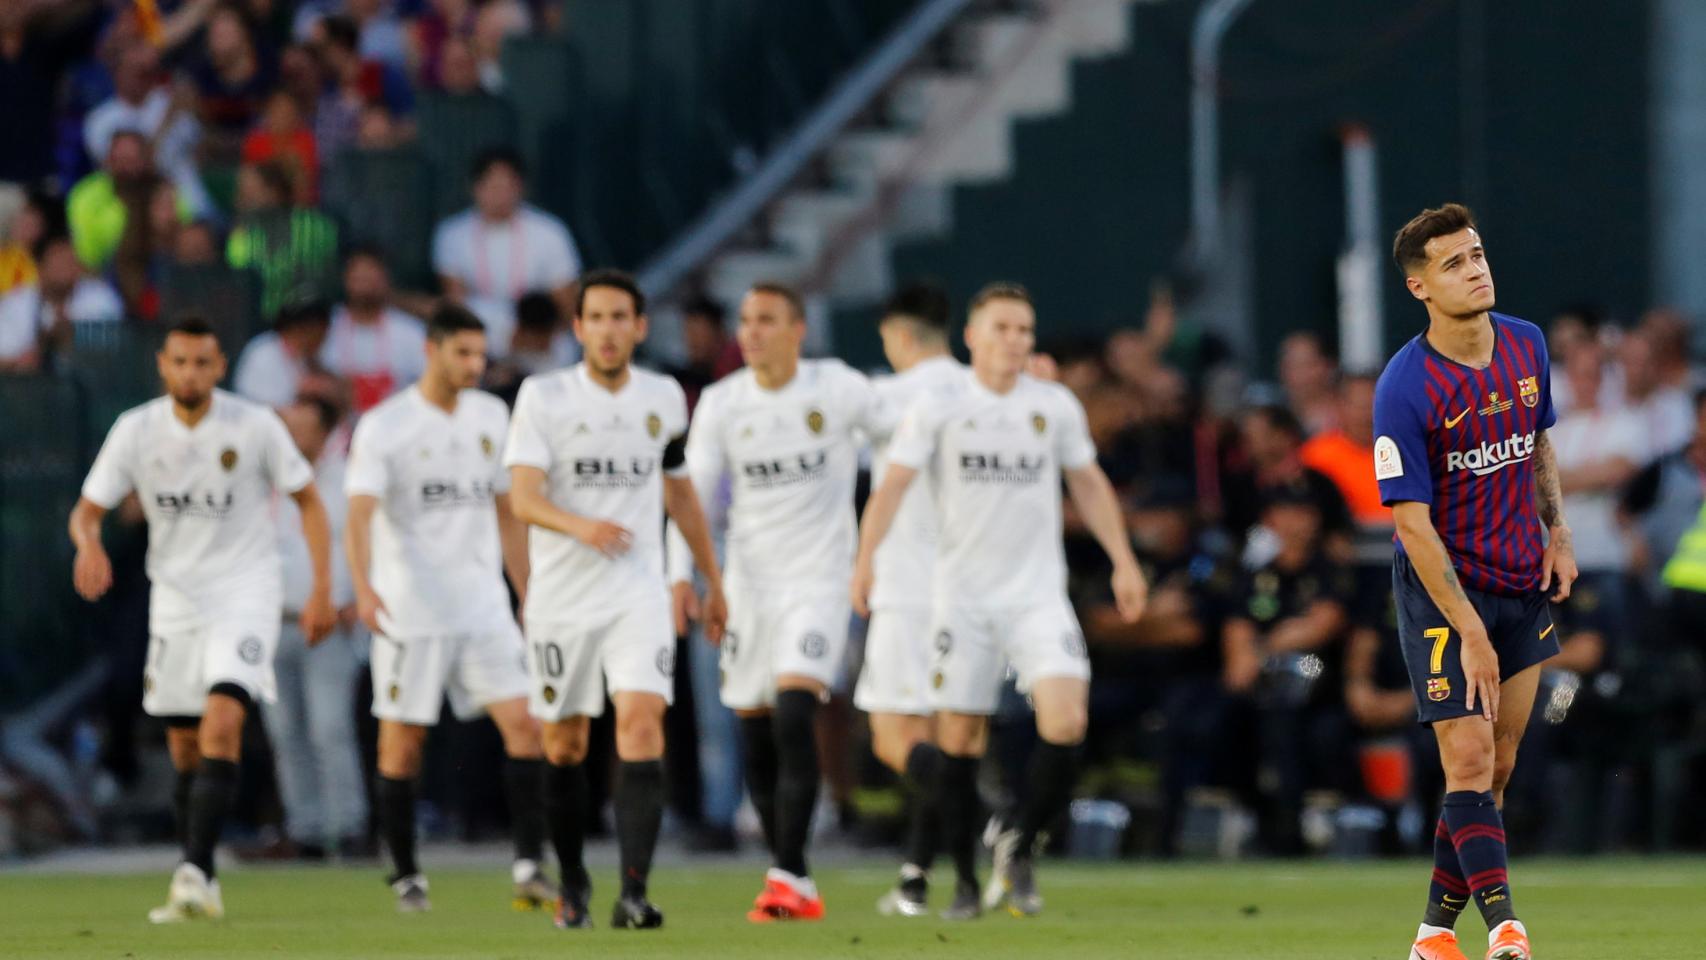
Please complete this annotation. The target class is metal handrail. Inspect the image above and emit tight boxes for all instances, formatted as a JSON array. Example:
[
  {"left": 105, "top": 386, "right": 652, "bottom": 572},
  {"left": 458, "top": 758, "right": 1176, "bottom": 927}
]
[{"left": 636, "top": 0, "right": 977, "bottom": 299}]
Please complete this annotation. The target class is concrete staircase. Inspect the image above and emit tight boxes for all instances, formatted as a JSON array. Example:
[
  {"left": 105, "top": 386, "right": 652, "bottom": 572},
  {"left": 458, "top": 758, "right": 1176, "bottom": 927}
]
[{"left": 692, "top": 0, "right": 1143, "bottom": 346}]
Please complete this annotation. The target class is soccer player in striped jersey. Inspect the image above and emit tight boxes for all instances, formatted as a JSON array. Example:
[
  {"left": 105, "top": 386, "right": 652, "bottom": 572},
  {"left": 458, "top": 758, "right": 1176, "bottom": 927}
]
[{"left": 1374, "top": 204, "right": 1577, "bottom": 960}]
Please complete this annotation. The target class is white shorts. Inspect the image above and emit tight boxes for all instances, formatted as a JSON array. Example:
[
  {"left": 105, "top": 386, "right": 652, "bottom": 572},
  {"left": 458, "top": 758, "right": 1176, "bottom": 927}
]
[
  {"left": 525, "top": 597, "right": 676, "bottom": 721},
  {"left": 720, "top": 587, "right": 849, "bottom": 710},
  {"left": 143, "top": 613, "right": 282, "bottom": 717},
  {"left": 928, "top": 597, "right": 1090, "bottom": 715},
  {"left": 370, "top": 621, "right": 530, "bottom": 726},
  {"left": 853, "top": 604, "right": 933, "bottom": 716}
]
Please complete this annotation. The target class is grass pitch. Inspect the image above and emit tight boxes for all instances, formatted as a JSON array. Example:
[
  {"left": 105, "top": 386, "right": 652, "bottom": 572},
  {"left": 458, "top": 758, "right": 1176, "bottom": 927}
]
[{"left": 5, "top": 857, "right": 1702, "bottom": 959}]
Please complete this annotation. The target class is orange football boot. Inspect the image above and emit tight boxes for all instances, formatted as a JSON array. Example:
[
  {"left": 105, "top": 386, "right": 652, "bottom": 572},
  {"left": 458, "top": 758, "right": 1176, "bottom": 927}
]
[
  {"left": 746, "top": 877, "right": 825, "bottom": 923},
  {"left": 1486, "top": 920, "right": 1532, "bottom": 960},
  {"left": 1409, "top": 930, "right": 1469, "bottom": 960}
]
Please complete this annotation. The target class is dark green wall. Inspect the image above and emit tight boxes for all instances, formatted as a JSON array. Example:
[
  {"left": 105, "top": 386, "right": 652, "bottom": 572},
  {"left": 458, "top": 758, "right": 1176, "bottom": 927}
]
[{"left": 856, "top": 0, "right": 1650, "bottom": 372}]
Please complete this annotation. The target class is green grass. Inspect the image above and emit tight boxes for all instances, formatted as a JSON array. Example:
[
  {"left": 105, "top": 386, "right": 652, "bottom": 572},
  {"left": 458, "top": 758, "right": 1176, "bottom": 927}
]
[{"left": 6, "top": 858, "right": 1704, "bottom": 959}]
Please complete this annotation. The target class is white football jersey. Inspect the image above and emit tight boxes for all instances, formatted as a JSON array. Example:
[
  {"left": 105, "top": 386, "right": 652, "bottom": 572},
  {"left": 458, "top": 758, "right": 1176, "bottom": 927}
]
[
  {"left": 869, "top": 355, "right": 963, "bottom": 610},
  {"left": 81, "top": 390, "right": 314, "bottom": 631},
  {"left": 885, "top": 371, "right": 1097, "bottom": 607},
  {"left": 669, "top": 359, "right": 891, "bottom": 591},
  {"left": 504, "top": 364, "right": 689, "bottom": 621},
  {"left": 345, "top": 386, "right": 514, "bottom": 636}
]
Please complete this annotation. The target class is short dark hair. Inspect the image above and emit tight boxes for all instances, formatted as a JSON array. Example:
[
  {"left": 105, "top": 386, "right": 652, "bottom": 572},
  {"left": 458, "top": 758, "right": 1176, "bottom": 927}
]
[
  {"left": 319, "top": 14, "right": 359, "bottom": 52},
  {"left": 343, "top": 243, "right": 387, "bottom": 272},
  {"left": 575, "top": 269, "right": 645, "bottom": 317},
  {"left": 249, "top": 159, "right": 295, "bottom": 206},
  {"left": 471, "top": 146, "right": 525, "bottom": 184},
  {"left": 1246, "top": 403, "right": 1304, "bottom": 443},
  {"left": 968, "top": 281, "right": 1032, "bottom": 315},
  {"left": 165, "top": 314, "right": 222, "bottom": 349},
  {"left": 275, "top": 300, "right": 331, "bottom": 332},
  {"left": 427, "top": 302, "right": 486, "bottom": 341},
  {"left": 1392, "top": 202, "right": 1477, "bottom": 275},
  {"left": 32, "top": 232, "right": 75, "bottom": 263},
  {"left": 749, "top": 281, "right": 805, "bottom": 320},
  {"left": 681, "top": 295, "right": 725, "bottom": 328},
  {"left": 293, "top": 394, "right": 342, "bottom": 435},
  {"left": 515, "top": 292, "right": 559, "bottom": 333},
  {"left": 881, "top": 282, "right": 950, "bottom": 335}
]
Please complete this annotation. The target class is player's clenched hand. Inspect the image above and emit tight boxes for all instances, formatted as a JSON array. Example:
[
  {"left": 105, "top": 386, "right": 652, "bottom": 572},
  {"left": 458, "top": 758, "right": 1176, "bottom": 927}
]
[
  {"left": 356, "top": 586, "right": 389, "bottom": 638},
  {"left": 701, "top": 582, "right": 729, "bottom": 645},
  {"left": 1540, "top": 525, "right": 1578, "bottom": 603},
  {"left": 73, "top": 546, "right": 113, "bottom": 601},
  {"left": 1459, "top": 624, "right": 1499, "bottom": 722},
  {"left": 301, "top": 587, "right": 337, "bottom": 646},
  {"left": 672, "top": 580, "right": 699, "bottom": 639},
  {"left": 1110, "top": 562, "right": 1148, "bottom": 624},
  {"left": 574, "top": 518, "right": 633, "bottom": 558},
  {"left": 849, "top": 558, "right": 875, "bottom": 619}
]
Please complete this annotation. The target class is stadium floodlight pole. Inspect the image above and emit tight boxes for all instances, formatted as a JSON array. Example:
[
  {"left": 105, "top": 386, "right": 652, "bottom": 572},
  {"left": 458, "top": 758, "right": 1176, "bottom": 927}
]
[{"left": 1188, "top": 0, "right": 1255, "bottom": 269}]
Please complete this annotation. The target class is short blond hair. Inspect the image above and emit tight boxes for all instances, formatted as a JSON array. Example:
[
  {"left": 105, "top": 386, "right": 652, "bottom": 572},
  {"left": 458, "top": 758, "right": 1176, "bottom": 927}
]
[{"left": 968, "top": 281, "right": 1032, "bottom": 315}]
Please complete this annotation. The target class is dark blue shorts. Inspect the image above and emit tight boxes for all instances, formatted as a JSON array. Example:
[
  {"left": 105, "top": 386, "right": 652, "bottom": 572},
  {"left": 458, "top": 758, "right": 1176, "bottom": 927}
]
[{"left": 1392, "top": 552, "right": 1559, "bottom": 724}]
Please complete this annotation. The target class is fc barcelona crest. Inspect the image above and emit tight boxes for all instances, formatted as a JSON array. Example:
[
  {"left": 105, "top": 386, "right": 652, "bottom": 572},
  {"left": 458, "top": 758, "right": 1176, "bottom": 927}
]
[
  {"left": 1426, "top": 676, "right": 1451, "bottom": 702},
  {"left": 1518, "top": 375, "right": 1540, "bottom": 408},
  {"left": 646, "top": 413, "right": 662, "bottom": 439},
  {"left": 806, "top": 409, "right": 825, "bottom": 434},
  {"left": 1031, "top": 413, "right": 1046, "bottom": 435},
  {"left": 219, "top": 447, "right": 238, "bottom": 471}
]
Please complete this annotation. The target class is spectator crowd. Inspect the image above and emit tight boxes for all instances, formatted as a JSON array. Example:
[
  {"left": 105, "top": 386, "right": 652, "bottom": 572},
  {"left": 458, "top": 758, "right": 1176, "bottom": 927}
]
[{"left": 3, "top": 0, "right": 1705, "bottom": 863}]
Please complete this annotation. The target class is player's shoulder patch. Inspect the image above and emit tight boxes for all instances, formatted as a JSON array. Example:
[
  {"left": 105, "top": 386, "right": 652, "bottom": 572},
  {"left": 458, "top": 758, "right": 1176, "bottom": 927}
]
[{"left": 1373, "top": 435, "right": 1404, "bottom": 480}]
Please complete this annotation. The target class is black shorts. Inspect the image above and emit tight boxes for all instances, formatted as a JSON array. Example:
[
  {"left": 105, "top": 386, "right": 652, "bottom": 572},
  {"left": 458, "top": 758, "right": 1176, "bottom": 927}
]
[{"left": 1392, "top": 552, "right": 1559, "bottom": 724}]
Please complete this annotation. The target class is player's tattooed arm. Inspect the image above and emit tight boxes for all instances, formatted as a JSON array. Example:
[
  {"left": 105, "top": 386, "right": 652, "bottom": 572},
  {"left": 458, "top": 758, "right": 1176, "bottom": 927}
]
[
  {"left": 1390, "top": 502, "right": 1478, "bottom": 635},
  {"left": 1533, "top": 430, "right": 1578, "bottom": 601}
]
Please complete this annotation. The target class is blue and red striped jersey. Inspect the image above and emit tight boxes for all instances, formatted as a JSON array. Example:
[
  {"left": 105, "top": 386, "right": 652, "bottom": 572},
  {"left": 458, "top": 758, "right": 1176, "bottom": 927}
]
[{"left": 1372, "top": 313, "right": 1557, "bottom": 595}]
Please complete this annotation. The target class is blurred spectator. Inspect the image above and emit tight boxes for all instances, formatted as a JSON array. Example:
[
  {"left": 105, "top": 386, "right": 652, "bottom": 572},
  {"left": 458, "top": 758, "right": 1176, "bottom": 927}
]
[
  {"left": 227, "top": 159, "right": 341, "bottom": 321},
  {"left": 1548, "top": 305, "right": 1622, "bottom": 413},
  {"left": 318, "top": 246, "right": 424, "bottom": 413},
  {"left": 242, "top": 90, "right": 320, "bottom": 204},
  {"left": 1549, "top": 343, "right": 1642, "bottom": 675},
  {"left": 483, "top": 290, "right": 563, "bottom": 404},
  {"left": 83, "top": 40, "right": 212, "bottom": 218},
  {"left": 235, "top": 301, "right": 333, "bottom": 408},
  {"left": 435, "top": 35, "right": 484, "bottom": 97},
  {"left": 1653, "top": 391, "right": 1706, "bottom": 642},
  {"left": 312, "top": 14, "right": 416, "bottom": 164},
  {"left": 1342, "top": 588, "right": 1439, "bottom": 848},
  {"left": 264, "top": 394, "right": 368, "bottom": 860},
  {"left": 0, "top": 234, "right": 123, "bottom": 372},
  {"left": 173, "top": 219, "right": 222, "bottom": 267},
  {"left": 1218, "top": 489, "right": 1353, "bottom": 854},
  {"left": 432, "top": 148, "right": 580, "bottom": 357},
  {"left": 470, "top": 0, "right": 529, "bottom": 92},
  {"left": 1638, "top": 307, "right": 1704, "bottom": 394},
  {"left": 277, "top": 41, "right": 325, "bottom": 118},
  {"left": 1278, "top": 332, "right": 1340, "bottom": 436},
  {"left": 0, "top": 189, "right": 57, "bottom": 297},
  {"left": 1224, "top": 404, "right": 1352, "bottom": 553},
  {"left": 1299, "top": 372, "right": 1389, "bottom": 527},
  {"left": 191, "top": 2, "right": 278, "bottom": 161},
  {"left": 1619, "top": 328, "right": 1694, "bottom": 461},
  {"left": 0, "top": 0, "right": 102, "bottom": 186},
  {"left": 354, "top": 102, "right": 404, "bottom": 150},
  {"left": 409, "top": 0, "right": 477, "bottom": 90},
  {"left": 67, "top": 131, "right": 192, "bottom": 276},
  {"left": 666, "top": 295, "right": 741, "bottom": 411},
  {"left": 1626, "top": 390, "right": 1706, "bottom": 597}
]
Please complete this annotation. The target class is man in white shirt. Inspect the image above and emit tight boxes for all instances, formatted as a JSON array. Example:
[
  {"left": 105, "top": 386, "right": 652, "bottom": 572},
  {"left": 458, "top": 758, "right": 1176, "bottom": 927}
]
[
  {"left": 1619, "top": 329, "right": 1695, "bottom": 461},
  {"left": 262, "top": 395, "right": 368, "bottom": 859},
  {"left": 68, "top": 316, "right": 337, "bottom": 923},
  {"left": 344, "top": 304, "right": 548, "bottom": 914},
  {"left": 83, "top": 40, "right": 211, "bottom": 218},
  {"left": 319, "top": 247, "right": 427, "bottom": 414},
  {"left": 504, "top": 270, "right": 727, "bottom": 930},
  {"left": 852, "top": 284, "right": 978, "bottom": 919},
  {"left": 0, "top": 234, "right": 123, "bottom": 371},
  {"left": 432, "top": 148, "right": 581, "bottom": 359},
  {"left": 852, "top": 283, "right": 1148, "bottom": 918},
  {"left": 234, "top": 302, "right": 332, "bottom": 409},
  {"left": 668, "top": 282, "right": 891, "bottom": 922}
]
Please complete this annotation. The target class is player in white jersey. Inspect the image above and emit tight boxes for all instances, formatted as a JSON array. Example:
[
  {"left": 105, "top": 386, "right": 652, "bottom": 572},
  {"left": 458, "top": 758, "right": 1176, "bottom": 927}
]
[
  {"left": 667, "top": 282, "right": 891, "bottom": 922},
  {"left": 851, "top": 284, "right": 980, "bottom": 919},
  {"left": 69, "top": 316, "right": 337, "bottom": 923},
  {"left": 344, "top": 304, "right": 549, "bottom": 914},
  {"left": 852, "top": 283, "right": 1148, "bottom": 918},
  {"left": 504, "top": 271, "right": 727, "bottom": 931}
]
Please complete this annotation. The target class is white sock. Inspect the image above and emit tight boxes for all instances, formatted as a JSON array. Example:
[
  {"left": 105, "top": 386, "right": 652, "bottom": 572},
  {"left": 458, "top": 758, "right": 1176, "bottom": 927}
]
[
  {"left": 1417, "top": 923, "right": 1455, "bottom": 940},
  {"left": 766, "top": 867, "right": 818, "bottom": 900},
  {"left": 1489, "top": 919, "right": 1526, "bottom": 944},
  {"left": 512, "top": 858, "right": 539, "bottom": 884}
]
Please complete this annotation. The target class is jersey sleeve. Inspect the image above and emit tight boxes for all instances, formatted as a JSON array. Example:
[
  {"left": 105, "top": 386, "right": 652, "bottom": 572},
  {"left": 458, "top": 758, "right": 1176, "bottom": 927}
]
[
  {"left": 1053, "top": 387, "right": 1098, "bottom": 470},
  {"left": 486, "top": 401, "right": 512, "bottom": 494},
  {"left": 261, "top": 408, "right": 315, "bottom": 494},
  {"left": 662, "top": 379, "right": 691, "bottom": 478},
  {"left": 80, "top": 413, "right": 138, "bottom": 508},
  {"left": 845, "top": 366, "right": 898, "bottom": 443},
  {"left": 343, "top": 415, "right": 391, "bottom": 498},
  {"left": 667, "top": 385, "right": 728, "bottom": 583},
  {"left": 502, "top": 378, "right": 553, "bottom": 471},
  {"left": 884, "top": 397, "right": 941, "bottom": 471},
  {"left": 1372, "top": 366, "right": 1434, "bottom": 506},
  {"left": 1532, "top": 331, "right": 1558, "bottom": 432}
]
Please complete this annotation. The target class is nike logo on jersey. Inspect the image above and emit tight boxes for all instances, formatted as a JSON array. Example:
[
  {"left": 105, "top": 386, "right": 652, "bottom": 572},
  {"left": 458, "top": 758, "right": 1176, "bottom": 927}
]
[
  {"left": 1444, "top": 431, "right": 1536, "bottom": 476},
  {"left": 1444, "top": 407, "right": 1471, "bottom": 428}
]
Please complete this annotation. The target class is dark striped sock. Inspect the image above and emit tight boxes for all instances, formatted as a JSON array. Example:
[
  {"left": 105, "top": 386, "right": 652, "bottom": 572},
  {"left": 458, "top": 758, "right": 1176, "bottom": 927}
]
[
  {"left": 1421, "top": 816, "right": 1469, "bottom": 928},
  {"left": 1442, "top": 790, "right": 1516, "bottom": 927}
]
